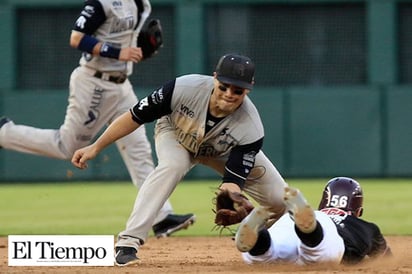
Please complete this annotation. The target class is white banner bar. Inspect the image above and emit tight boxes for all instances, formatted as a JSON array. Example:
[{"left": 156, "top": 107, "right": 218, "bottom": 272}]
[{"left": 8, "top": 235, "right": 114, "bottom": 266}]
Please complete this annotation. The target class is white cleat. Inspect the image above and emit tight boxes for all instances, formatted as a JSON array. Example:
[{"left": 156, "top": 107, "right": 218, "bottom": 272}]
[
  {"left": 284, "top": 186, "right": 316, "bottom": 233},
  {"left": 235, "top": 206, "right": 271, "bottom": 252}
]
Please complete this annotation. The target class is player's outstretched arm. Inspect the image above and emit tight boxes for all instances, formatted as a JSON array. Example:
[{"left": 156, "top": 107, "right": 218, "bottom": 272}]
[{"left": 71, "top": 112, "right": 141, "bottom": 169}]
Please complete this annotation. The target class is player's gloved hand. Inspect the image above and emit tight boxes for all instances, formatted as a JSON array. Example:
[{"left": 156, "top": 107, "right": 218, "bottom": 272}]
[
  {"left": 213, "top": 190, "right": 254, "bottom": 227},
  {"left": 138, "top": 19, "right": 163, "bottom": 59}
]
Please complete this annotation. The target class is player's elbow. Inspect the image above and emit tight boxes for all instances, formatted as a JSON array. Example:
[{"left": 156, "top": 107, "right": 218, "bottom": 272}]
[{"left": 69, "top": 30, "right": 83, "bottom": 49}]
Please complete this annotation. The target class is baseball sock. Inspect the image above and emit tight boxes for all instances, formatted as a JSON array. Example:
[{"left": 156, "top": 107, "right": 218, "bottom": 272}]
[
  {"left": 295, "top": 221, "right": 324, "bottom": 247},
  {"left": 249, "top": 229, "right": 271, "bottom": 256}
]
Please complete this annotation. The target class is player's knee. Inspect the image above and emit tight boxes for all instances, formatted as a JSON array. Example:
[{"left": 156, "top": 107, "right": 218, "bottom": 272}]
[
  {"left": 157, "top": 160, "right": 190, "bottom": 175},
  {"left": 61, "top": 143, "right": 83, "bottom": 160}
]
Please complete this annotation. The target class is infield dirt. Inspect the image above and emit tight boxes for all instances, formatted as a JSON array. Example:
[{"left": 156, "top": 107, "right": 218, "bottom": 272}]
[{"left": 1, "top": 236, "right": 410, "bottom": 273}]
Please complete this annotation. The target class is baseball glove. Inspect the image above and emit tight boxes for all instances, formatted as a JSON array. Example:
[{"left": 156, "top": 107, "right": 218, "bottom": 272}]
[
  {"left": 214, "top": 190, "right": 254, "bottom": 227},
  {"left": 138, "top": 19, "right": 163, "bottom": 59}
]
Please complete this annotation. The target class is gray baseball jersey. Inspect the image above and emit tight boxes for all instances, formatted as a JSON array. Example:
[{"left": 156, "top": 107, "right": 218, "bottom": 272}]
[
  {"left": 75, "top": 0, "right": 150, "bottom": 74},
  {"left": 167, "top": 75, "right": 263, "bottom": 155},
  {"left": 131, "top": 74, "right": 264, "bottom": 185},
  {"left": 116, "top": 74, "right": 288, "bottom": 249}
]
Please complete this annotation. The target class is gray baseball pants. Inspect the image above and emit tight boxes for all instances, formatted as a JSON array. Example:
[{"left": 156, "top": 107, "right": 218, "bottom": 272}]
[{"left": 116, "top": 129, "right": 287, "bottom": 250}]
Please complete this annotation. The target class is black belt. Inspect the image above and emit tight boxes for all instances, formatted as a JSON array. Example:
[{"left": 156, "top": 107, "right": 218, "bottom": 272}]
[{"left": 94, "top": 71, "right": 127, "bottom": 84}]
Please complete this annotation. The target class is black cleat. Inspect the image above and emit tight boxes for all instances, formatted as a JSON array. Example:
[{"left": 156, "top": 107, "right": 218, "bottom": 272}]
[
  {"left": 153, "top": 213, "right": 196, "bottom": 238},
  {"left": 115, "top": 246, "right": 140, "bottom": 266},
  {"left": 0, "top": 116, "right": 11, "bottom": 128}
]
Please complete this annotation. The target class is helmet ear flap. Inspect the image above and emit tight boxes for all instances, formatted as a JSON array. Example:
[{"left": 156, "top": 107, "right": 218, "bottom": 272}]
[{"left": 355, "top": 207, "right": 363, "bottom": 217}]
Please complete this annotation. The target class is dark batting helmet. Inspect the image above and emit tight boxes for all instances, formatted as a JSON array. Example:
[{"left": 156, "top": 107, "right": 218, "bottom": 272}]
[{"left": 318, "top": 177, "right": 363, "bottom": 217}]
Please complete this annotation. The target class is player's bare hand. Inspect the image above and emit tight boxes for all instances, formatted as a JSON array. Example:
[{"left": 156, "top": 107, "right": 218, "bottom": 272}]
[
  {"left": 219, "top": 182, "right": 241, "bottom": 193},
  {"left": 119, "top": 47, "right": 143, "bottom": 63},
  {"left": 71, "top": 144, "right": 99, "bottom": 169}
]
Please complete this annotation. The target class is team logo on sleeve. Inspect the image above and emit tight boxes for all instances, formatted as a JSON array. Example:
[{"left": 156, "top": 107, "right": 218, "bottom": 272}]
[
  {"left": 82, "top": 5, "right": 95, "bottom": 17},
  {"left": 76, "top": 5, "right": 94, "bottom": 29},
  {"left": 242, "top": 151, "right": 257, "bottom": 173},
  {"left": 137, "top": 97, "right": 149, "bottom": 110},
  {"left": 75, "top": 16, "right": 87, "bottom": 29},
  {"left": 151, "top": 88, "right": 164, "bottom": 104}
]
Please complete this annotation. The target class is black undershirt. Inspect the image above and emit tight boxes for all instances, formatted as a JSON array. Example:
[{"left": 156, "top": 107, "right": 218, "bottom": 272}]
[{"left": 205, "top": 111, "right": 225, "bottom": 133}]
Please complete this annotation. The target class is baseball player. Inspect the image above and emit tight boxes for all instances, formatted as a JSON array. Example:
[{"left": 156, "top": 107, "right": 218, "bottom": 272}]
[
  {"left": 318, "top": 177, "right": 392, "bottom": 264},
  {"left": 0, "top": 0, "right": 195, "bottom": 237},
  {"left": 236, "top": 177, "right": 391, "bottom": 265},
  {"left": 71, "top": 53, "right": 288, "bottom": 266}
]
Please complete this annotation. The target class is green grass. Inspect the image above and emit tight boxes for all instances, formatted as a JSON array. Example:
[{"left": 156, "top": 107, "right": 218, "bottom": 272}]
[{"left": 0, "top": 179, "right": 410, "bottom": 236}]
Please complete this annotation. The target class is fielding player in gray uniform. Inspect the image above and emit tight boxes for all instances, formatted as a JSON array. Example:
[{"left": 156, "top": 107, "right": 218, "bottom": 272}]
[
  {"left": 71, "top": 53, "right": 288, "bottom": 266},
  {"left": 0, "top": 0, "right": 195, "bottom": 237}
]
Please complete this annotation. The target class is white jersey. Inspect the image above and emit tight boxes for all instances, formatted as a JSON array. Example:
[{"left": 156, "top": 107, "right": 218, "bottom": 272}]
[{"left": 242, "top": 211, "right": 345, "bottom": 265}]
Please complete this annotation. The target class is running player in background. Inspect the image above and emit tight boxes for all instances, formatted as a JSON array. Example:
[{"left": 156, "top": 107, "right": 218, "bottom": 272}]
[
  {"left": 236, "top": 177, "right": 391, "bottom": 265},
  {"left": 0, "top": 0, "right": 195, "bottom": 237}
]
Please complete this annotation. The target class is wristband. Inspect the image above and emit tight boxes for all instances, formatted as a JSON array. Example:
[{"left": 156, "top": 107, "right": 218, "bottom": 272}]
[
  {"left": 77, "top": 35, "right": 99, "bottom": 53},
  {"left": 100, "top": 42, "right": 121, "bottom": 59}
]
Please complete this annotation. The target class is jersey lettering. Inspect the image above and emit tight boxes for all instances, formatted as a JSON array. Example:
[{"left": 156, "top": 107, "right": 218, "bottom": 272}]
[
  {"left": 178, "top": 104, "right": 195, "bottom": 118},
  {"left": 84, "top": 87, "right": 104, "bottom": 128},
  {"left": 111, "top": 16, "right": 135, "bottom": 33},
  {"left": 113, "top": 1, "right": 122, "bottom": 8},
  {"left": 197, "top": 146, "right": 216, "bottom": 157},
  {"left": 176, "top": 130, "right": 198, "bottom": 152}
]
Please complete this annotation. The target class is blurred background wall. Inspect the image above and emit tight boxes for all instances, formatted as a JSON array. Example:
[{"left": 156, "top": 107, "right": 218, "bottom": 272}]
[{"left": 1, "top": 0, "right": 412, "bottom": 182}]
